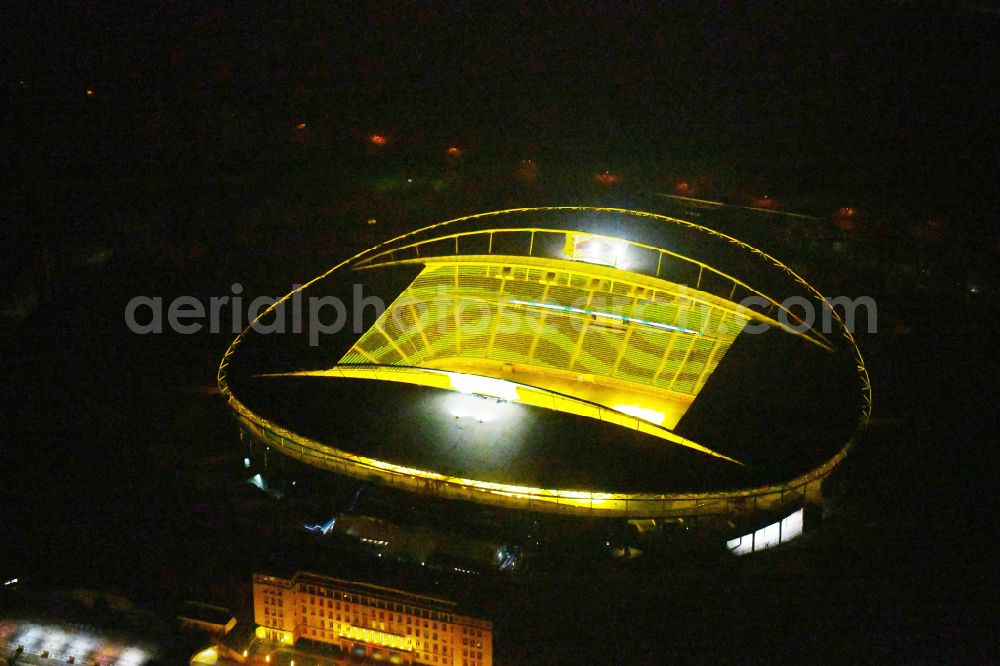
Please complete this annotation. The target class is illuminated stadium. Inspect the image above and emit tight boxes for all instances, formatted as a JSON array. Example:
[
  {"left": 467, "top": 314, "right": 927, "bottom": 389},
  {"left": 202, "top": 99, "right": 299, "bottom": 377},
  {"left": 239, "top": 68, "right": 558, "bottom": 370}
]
[{"left": 218, "top": 208, "right": 871, "bottom": 527}]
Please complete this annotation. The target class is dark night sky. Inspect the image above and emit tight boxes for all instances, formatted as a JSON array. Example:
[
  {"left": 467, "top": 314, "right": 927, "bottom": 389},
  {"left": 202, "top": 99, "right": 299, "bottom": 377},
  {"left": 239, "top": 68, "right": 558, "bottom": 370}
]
[{"left": 3, "top": 2, "right": 998, "bottom": 214}]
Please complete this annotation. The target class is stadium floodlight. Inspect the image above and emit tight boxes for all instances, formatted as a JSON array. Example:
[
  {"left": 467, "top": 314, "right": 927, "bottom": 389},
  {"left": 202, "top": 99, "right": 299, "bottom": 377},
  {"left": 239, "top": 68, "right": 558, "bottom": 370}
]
[
  {"left": 563, "top": 232, "right": 630, "bottom": 268},
  {"left": 448, "top": 372, "right": 520, "bottom": 401},
  {"left": 612, "top": 404, "right": 666, "bottom": 426}
]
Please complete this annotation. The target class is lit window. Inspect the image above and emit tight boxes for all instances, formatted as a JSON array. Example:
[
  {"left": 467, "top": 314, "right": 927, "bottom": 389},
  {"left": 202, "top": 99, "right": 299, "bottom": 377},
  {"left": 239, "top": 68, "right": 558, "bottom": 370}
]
[
  {"left": 755, "top": 521, "right": 781, "bottom": 550},
  {"left": 727, "top": 508, "right": 805, "bottom": 555},
  {"left": 726, "top": 533, "right": 753, "bottom": 556},
  {"left": 781, "top": 507, "right": 804, "bottom": 541}
]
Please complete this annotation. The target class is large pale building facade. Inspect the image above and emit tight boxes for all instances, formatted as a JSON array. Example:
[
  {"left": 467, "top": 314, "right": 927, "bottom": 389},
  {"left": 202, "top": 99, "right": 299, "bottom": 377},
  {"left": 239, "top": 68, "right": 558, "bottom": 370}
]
[{"left": 253, "top": 572, "right": 492, "bottom": 666}]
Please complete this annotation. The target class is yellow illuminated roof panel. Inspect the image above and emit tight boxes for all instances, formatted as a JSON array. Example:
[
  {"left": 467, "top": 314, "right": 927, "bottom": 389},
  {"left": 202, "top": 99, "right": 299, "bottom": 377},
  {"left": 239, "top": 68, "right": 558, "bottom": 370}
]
[{"left": 336, "top": 257, "right": 750, "bottom": 428}]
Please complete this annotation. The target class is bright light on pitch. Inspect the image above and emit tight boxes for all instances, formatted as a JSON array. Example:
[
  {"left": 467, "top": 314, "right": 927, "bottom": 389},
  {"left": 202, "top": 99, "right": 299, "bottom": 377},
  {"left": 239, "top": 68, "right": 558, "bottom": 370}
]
[
  {"left": 564, "top": 233, "right": 630, "bottom": 269},
  {"left": 448, "top": 372, "right": 520, "bottom": 401},
  {"left": 613, "top": 404, "right": 665, "bottom": 425},
  {"left": 446, "top": 392, "right": 516, "bottom": 422}
]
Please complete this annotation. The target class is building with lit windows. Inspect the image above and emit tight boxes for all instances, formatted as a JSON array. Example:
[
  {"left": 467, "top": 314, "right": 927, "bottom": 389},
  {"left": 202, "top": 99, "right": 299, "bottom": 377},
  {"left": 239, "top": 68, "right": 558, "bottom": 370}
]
[
  {"left": 221, "top": 208, "right": 870, "bottom": 546},
  {"left": 253, "top": 572, "right": 492, "bottom": 665}
]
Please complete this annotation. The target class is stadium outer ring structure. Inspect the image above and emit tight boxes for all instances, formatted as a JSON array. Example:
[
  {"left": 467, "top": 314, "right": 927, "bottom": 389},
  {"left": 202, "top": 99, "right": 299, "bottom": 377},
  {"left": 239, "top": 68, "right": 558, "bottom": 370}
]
[{"left": 217, "top": 207, "right": 872, "bottom": 519}]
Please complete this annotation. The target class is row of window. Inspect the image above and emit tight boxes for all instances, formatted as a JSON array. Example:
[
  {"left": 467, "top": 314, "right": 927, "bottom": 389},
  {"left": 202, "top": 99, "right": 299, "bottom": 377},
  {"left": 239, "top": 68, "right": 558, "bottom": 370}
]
[
  {"left": 261, "top": 588, "right": 286, "bottom": 608},
  {"left": 727, "top": 508, "right": 804, "bottom": 556},
  {"left": 300, "top": 623, "right": 454, "bottom": 660},
  {"left": 305, "top": 602, "right": 451, "bottom": 631},
  {"left": 267, "top": 623, "right": 486, "bottom": 666},
  {"left": 298, "top": 585, "right": 452, "bottom": 623},
  {"left": 305, "top": 616, "right": 441, "bottom": 645},
  {"left": 293, "top": 604, "right": 485, "bottom": 644},
  {"left": 261, "top": 583, "right": 486, "bottom": 631},
  {"left": 256, "top": 582, "right": 487, "bottom": 651}
]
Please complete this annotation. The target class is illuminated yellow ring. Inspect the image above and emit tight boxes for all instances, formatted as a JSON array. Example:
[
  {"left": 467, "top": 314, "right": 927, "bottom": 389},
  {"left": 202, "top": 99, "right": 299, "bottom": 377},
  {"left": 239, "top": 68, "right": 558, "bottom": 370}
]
[{"left": 217, "top": 208, "right": 870, "bottom": 518}]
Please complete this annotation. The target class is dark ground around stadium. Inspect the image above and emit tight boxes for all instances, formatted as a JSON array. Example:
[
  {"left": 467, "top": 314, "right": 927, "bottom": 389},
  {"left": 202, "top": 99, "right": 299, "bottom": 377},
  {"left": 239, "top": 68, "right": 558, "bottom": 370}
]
[{"left": 2, "top": 4, "right": 998, "bottom": 662}]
